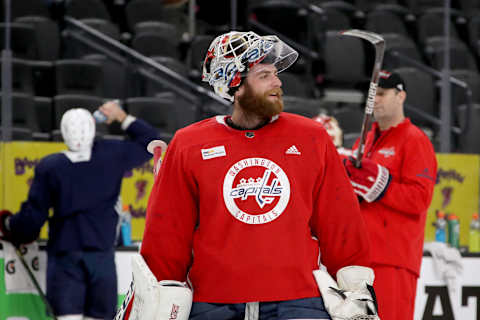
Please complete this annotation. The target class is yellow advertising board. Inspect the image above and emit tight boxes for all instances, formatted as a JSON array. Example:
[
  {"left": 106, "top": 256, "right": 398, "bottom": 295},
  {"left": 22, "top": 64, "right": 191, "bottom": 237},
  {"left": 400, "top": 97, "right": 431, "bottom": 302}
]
[
  {"left": 426, "top": 153, "right": 480, "bottom": 246},
  {"left": 0, "top": 141, "right": 155, "bottom": 241},
  {"left": 1, "top": 141, "right": 66, "bottom": 211},
  {"left": 2, "top": 142, "right": 479, "bottom": 246},
  {"left": 119, "top": 159, "right": 155, "bottom": 240}
]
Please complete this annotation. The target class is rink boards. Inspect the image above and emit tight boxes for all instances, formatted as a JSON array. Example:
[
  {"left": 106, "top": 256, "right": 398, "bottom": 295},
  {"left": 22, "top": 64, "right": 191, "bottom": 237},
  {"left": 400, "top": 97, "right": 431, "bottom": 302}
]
[{"left": 0, "top": 248, "right": 479, "bottom": 320}]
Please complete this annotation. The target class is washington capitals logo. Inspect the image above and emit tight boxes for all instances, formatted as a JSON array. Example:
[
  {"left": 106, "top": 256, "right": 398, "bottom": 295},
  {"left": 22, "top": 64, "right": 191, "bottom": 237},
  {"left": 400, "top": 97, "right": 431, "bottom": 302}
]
[
  {"left": 223, "top": 158, "right": 290, "bottom": 225},
  {"left": 230, "top": 170, "right": 283, "bottom": 208}
]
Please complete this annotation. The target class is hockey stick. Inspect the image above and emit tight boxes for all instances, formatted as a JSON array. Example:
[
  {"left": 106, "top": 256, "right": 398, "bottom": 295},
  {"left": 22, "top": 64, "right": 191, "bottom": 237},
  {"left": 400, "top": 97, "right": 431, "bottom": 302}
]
[
  {"left": 340, "top": 30, "right": 385, "bottom": 168},
  {"left": 14, "top": 246, "right": 58, "bottom": 320}
]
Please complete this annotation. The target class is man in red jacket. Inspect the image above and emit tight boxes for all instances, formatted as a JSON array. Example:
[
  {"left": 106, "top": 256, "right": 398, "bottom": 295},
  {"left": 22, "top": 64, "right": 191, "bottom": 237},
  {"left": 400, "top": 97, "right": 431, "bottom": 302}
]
[{"left": 344, "top": 70, "right": 438, "bottom": 320}]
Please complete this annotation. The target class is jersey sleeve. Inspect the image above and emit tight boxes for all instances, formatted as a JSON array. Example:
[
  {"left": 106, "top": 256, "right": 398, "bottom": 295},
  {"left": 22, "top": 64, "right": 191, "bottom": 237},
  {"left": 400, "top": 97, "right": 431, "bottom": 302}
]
[
  {"left": 9, "top": 160, "right": 53, "bottom": 244},
  {"left": 140, "top": 134, "right": 197, "bottom": 282},
  {"left": 120, "top": 118, "right": 160, "bottom": 170},
  {"left": 380, "top": 133, "right": 437, "bottom": 215},
  {"left": 310, "top": 137, "right": 371, "bottom": 277}
]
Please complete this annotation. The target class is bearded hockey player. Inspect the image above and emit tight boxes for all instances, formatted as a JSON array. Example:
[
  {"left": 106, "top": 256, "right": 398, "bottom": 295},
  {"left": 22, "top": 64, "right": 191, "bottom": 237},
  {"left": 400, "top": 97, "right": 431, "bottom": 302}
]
[
  {"left": 0, "top": 102, "right": 159, "bottom": 319},
  {"left": 116, "top": 31, "right": 381, "bottom": 320}
]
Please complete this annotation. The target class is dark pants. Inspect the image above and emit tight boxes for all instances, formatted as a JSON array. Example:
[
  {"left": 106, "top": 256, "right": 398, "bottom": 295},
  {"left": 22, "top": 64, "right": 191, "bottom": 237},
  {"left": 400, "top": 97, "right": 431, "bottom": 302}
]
[
  {"left": 189, "top": 297, "right": 331, "bottom": 320},
  {"left": 47, "top": 250, "right": 117, "bottom": 319}
]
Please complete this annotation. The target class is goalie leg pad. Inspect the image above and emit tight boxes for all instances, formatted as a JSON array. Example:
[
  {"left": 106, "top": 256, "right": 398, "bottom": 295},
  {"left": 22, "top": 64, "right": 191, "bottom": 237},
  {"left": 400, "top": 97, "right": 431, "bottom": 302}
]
[{"left": 115, "top": 254, "right": 192, "bottom": 320}]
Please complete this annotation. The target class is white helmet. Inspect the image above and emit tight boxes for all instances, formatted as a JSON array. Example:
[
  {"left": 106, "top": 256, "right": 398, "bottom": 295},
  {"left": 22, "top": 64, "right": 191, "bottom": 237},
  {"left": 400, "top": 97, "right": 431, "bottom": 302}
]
[
  {"left": 61, "top": 108, "right": 96, "bottom": 152},
  {"left": 313, "top": 113, "right": 343, "bottom": 148},
  {"left": 202, "top": 31, "right": 299, "bottom": 102}
]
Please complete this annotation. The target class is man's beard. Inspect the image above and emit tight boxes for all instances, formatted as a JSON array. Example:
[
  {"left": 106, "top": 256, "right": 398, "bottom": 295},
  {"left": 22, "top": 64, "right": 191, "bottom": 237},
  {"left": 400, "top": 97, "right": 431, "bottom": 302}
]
[{"left": 237, "top": 82, "right": 284, "bottom": 119}]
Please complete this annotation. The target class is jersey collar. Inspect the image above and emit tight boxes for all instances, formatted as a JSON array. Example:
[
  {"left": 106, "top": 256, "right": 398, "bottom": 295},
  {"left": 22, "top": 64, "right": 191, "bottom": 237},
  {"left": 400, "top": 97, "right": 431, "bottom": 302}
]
[
  {"left": 62, "top": 149, "right": 92, "bottom": 163},
  {"left": 215, "top": 114, "right": 280, "bottom": 130}
]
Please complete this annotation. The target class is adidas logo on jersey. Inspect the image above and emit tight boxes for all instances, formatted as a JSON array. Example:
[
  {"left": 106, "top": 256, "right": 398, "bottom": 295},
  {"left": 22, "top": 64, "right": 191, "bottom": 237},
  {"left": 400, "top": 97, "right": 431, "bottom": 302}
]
[{"left": 285, "top": 145, "right": 301, "bottom": 155}]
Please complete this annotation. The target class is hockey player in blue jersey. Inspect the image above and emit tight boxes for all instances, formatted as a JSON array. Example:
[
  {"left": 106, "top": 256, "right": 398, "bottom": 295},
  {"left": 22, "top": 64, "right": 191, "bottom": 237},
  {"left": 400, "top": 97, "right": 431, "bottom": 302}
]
[{"left": 0, "top": 101, "right": 159, "bottom": 320}]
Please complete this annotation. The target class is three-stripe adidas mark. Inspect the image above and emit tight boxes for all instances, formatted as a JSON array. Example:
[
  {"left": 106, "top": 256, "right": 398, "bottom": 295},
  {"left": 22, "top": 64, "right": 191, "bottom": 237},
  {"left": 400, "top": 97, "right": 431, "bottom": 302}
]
[{"left": 286, "top": 145, "right": 301, "bottom": 155}]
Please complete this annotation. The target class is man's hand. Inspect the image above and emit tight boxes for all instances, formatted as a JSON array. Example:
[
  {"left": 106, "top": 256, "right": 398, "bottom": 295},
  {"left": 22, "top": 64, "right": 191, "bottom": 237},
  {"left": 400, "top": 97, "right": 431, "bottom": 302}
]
[
  {"left": 344, "top": 157, "right": 391, "bottom": 202},
  {"left": 0, "top": 210, "right": 13, "bottom": 240},
  {"left": 98, "top": 100, "right": 127, "bottom": 124}
]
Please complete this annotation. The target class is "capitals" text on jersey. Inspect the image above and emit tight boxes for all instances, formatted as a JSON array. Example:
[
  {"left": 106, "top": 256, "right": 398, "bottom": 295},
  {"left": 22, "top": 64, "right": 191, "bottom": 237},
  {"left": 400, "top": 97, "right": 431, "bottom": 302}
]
[{"left": 229, "top": 170, "right": 283, "bottom": 208}]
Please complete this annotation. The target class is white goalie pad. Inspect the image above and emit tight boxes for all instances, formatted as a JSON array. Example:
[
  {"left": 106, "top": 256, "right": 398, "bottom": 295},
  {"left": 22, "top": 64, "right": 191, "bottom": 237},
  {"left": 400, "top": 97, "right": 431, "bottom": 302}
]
[
  {"left": 115, "top": 254, "right": 192, "bottom": 320},
  {"left": 313, "top": 266, "right": 380, "bottom": 320}
]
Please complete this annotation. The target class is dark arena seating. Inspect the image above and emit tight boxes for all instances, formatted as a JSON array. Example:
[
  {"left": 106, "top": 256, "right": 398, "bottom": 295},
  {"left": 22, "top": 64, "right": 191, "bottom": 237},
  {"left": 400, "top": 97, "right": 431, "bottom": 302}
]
[{"left": 0, "top": 0, "right": 478, "bottom": 152}]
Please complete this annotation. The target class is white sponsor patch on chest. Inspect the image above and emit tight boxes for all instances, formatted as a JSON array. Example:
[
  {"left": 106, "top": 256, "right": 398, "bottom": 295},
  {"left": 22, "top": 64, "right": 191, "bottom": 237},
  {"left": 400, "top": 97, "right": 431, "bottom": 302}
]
[
  {"left": 201, "top": 145, "right": 226, "bottom": 160},
  {"left": 378, "top": 147, "right": 395, "bottom": 158}
]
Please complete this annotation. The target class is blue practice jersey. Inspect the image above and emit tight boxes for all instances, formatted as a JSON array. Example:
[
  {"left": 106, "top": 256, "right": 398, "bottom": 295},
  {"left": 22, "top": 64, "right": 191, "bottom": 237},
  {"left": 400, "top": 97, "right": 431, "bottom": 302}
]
[{"left": 9, "top": 119, "right": 159, "bottom": 253}]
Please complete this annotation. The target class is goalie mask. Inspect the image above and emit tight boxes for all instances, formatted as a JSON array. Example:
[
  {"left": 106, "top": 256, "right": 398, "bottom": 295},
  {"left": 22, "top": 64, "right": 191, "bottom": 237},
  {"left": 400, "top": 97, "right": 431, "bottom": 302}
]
[
  {"left": 313, "top": 114, "right": 343, "bottom": 148},
  {"left": 61, "top": 108, "right": 96, "bottom": 152},
  {"left": 202, "top": 31, "right": 299, "bottom": 102}
]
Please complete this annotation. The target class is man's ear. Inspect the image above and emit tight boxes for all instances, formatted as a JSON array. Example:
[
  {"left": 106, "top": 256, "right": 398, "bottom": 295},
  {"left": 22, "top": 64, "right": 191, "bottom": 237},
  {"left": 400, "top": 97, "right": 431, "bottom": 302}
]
[{"left": 398, "top": 90, "right": 407, "bottom": 103}]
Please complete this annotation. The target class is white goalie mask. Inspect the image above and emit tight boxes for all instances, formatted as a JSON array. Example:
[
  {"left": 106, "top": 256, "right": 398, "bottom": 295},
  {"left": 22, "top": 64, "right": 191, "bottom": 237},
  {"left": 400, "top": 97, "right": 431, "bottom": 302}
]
[
  {"left": 202, "top": 31, "right": 299, "bottom": 102},
  {"left": 313, "top": 113, "right": 343, "bottom": 148},
  {"left": 61, "top": 108, "right": 96, "bottom": 152}
]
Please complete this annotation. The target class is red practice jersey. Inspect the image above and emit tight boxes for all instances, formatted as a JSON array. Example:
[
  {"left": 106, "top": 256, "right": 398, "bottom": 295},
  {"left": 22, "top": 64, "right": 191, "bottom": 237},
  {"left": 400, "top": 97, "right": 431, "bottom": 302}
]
[
  {"left": 142, "top": 112, "right": 371, "bottom": 303},
  {"left": 353, "top": 118, "right": 437, "bottom": 276}
]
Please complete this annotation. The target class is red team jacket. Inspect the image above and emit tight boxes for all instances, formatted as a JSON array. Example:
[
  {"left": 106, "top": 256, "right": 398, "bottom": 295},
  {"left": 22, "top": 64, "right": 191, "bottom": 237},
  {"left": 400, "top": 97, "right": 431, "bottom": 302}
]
[
  {"left": 141, "top": 113, "right": 371, "bottom": 303},
  {"left": 353, "top": 118, "right": 437, "bottom": 277}
]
